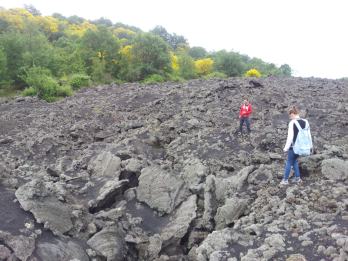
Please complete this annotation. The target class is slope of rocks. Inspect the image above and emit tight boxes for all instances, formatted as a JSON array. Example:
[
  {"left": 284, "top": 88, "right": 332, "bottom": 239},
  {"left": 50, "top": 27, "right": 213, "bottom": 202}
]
[{"left": 1, "top": 76, "right": 348, "bottom": 261}]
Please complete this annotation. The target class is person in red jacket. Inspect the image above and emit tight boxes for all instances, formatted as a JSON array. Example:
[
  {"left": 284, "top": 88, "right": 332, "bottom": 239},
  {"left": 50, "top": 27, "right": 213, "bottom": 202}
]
[{"left": 238, "top": 99, "right": 253, "bottom": 135}]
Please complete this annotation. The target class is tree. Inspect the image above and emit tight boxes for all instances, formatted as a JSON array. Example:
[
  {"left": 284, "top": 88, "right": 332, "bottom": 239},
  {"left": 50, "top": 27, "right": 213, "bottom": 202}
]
[
  {"left": 76, "top": 24, "right": 121, "bottom": 76},
  {"left": 0, "top": 48, "right": 12, "bottom": 89},
  {"left": 210, "top": 50, "right": 245, "bottom": 77},
  {"left": 241, "top": 54, "right": 250, "bottom": 63},
  {"left": 280, "top": 64, "right": 292, "bottom": 76},
  {"left": 113, "top": 22, "right": 140, "bottom": 33},
  {"left": 150, "top": 25, "right": 171, "bottom": 43},
  {"left": 170, "top": 33, "right": 189, "bottom": 49},
  {"left": 52, "top": 13, "right": 67, "bottom": 21},
  {"left": 0, "top": 28, "right": 25, "bottom": 86},
  {"left": 20, "top": 19, "right": 53, "bottom": 69},
  {"left": 187, "top": 46, "right": 207, "bottom": 60},
  {"left": 89, "top": 17, "right": 112, "bottom": 27},
  {"left": 0, "top": 17, "right": 9, "bottom": 33},
  {"left": 126, "top": 32, "right": 173, "bottom": 80},
  {"left": 23, "top": 4, "right": 41, "bottom": 17},
  {"left": 177, "top": 53, "right": 197, "bottom": 79},
  {"left": 177, "top": 43, "right": 189, "bottom": 53}
]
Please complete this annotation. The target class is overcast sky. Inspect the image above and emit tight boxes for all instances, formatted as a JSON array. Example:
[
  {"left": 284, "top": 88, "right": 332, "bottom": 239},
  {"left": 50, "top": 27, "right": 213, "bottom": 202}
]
[{"left": 2, "top": 0, "right": 347, "bottom": 79}]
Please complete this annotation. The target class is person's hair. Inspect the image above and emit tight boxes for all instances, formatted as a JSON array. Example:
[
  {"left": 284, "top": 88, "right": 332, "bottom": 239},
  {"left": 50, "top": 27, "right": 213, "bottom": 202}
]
[
  {"left": 244, "top": 98, "right": 249, "bottom": 101},
  {"left": 289, "top": 106, "right": 299, "bottom": 115}
]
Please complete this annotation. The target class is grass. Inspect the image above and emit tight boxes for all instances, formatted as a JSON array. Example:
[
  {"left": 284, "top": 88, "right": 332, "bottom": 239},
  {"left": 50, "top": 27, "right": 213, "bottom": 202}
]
[{"left": 0, "top": 88, "right": 18, "bottom": 98}]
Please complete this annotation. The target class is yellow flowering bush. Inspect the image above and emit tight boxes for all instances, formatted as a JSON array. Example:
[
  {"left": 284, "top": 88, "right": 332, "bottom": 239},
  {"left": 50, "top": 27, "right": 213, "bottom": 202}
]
[
  {"left": 246, "top": 69, "right": 261, "bottom": 77},
  {"left": 195, "top": 58, "right": 213, "bottom": 76}
]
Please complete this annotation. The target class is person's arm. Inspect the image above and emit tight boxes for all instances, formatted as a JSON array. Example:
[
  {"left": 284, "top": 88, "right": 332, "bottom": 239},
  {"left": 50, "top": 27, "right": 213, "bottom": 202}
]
[
  {"left": 239, "top": 106, "right": 243, "bottom": 117},
  {"left": 283, "top": 121, "right": 294, "bottom": 153}
]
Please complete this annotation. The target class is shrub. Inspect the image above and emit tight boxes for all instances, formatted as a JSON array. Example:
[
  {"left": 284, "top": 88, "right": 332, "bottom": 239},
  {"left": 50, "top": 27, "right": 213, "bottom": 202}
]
[
  {"left": 203, "top": 72, "right": 228, "bottom": 79},
  {"left": 21, "top": 86, "right": 37, "bottom": 97},
  {"left": 168, "top": 75, "right": 186, "bottom": 83},
  {"left": 20, "top": 65, "right": 74, "bottom": 102},
  {"left": 69, "top": 74, "right": 90, "bottom": 90},
  {"left": 57, "top": 85, "right": 74, "bottom": 97},
  {"left": 141, "top": 74, "right": 166, "bottom": 84},
  {"left": 246, "top": 69, "right": 261, "bottom": 77}
]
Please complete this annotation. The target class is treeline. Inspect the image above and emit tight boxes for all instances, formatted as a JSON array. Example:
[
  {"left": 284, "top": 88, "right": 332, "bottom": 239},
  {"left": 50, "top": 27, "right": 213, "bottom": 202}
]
[{"left": 0, "top": 5, "right": 293, "bottom": 101}]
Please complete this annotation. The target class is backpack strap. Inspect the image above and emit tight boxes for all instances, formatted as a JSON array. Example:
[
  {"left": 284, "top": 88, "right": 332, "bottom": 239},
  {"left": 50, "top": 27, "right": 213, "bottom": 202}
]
[{"left": 292, "top": 119, "right": 302, "bottom": 131}]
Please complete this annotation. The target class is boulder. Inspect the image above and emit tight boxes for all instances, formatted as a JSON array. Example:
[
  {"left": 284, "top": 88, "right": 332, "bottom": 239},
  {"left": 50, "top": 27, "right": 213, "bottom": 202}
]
[
  {"left": 214, "top": 197, "right": 250, "bottom": 230},
  {"left": 37, "top": 238, "right": 89, "bottom": 261},
  {"left": 161, "top": 195, "right": 197, "bottom": 255},
  {"left": 88, "top": 151, "right": 122, "bottom": 178},
  {"left": 137, "top": 166, "right": 190, "bottom": 215},
  {"left": 87, "top": 225, "right": 125, "bottom": 261},
  {"left": 15, "top": 179, "right": 73, "bottom": 236},
  {"left": 321, "top": 158, "right": 348, "bottom": 180}
]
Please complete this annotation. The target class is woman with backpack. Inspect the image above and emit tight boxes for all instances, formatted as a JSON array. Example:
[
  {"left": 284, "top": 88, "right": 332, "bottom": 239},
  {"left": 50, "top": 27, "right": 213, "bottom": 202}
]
[{"left": 280, "top": 106, "right": 314, "bottom": 185}]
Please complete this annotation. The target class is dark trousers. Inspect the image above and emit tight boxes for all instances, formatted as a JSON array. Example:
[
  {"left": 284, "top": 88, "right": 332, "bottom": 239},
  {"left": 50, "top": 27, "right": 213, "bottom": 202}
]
[{"left": 239, "top": 117, "right": 251, "bottom": 134}]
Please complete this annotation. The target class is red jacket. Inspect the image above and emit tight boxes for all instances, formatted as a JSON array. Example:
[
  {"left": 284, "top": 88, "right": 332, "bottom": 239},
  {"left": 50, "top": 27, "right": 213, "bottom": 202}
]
[{"left": 239, "top": 104, "right": 253, "bottom": 117}]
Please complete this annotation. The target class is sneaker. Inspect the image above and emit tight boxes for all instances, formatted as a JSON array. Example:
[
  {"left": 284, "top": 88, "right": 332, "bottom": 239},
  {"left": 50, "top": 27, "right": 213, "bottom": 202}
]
[
  {"left": 292, "top": 177, "right": 302, "bottom": 183},
  {"left": 280, "top": 179, "right": 288, "bottom": 185}
]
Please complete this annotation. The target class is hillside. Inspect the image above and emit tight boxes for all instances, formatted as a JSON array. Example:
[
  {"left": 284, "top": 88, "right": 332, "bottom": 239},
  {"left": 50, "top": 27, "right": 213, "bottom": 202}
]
[{"left": 1, "top": 75, "right": 348, "bottom": 261}]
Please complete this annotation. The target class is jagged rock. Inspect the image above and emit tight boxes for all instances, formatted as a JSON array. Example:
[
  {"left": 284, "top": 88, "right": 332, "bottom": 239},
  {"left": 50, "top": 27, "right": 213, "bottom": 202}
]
[
  {"left": 137, "top": 166, "right": 190, "bottom": 215},
  {"left": 214, "top": 166, "right": 255, "bottom": 204},
  {"left": 5, "top": 235, "right": 35, "bottom": 261},
  {"left": 180, "top": 157, "right": 208, "bottom": 187},
  {"left": 15, "top": 179, "right": 73, "bottom": 236},
  {"left": 195, "top": 228, "right": 253, "bottom": 261},
  {"left": 214, "top": 197, "right": 250, "bottom": 230},
  {"left": 0, "top": 245, "right": 11, "bottom": 260},
  {"left": 87, "top": 225, "right": 125, "bottom": 261},
  {"left": 37, "top": 238, "right": 89, "bottom": 261},
  {"left": 88, "top": 151, "right": 122, "bottom": 178},
  {"left": 202, "top": 175, "right": 218, "bottom": 230},
  {"left": 89, "top": 179, "right": 129, "bottom": 209},
  {"left": 248, "top": 164, "right": 273, "bottom": 184},
  {"left": 161, "top": 195, "right": 197, "bottom": 255},
  {"left": 265, "top": 234, "right": 285, "bottom": 249},
  {"left": 125, "top": 158, "right": 145, "bottom": 174},
  {"left": 286, "top": 254, "right": 307, "bottom": 261},
  {"left": 321, "top": 158, "right": 348, "bottom": 180}
]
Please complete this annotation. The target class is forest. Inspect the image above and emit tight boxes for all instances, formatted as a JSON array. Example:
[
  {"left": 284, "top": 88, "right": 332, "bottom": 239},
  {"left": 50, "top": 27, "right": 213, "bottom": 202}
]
[{"left": 0, "top": 5, "right": 293, "bottom": 102}]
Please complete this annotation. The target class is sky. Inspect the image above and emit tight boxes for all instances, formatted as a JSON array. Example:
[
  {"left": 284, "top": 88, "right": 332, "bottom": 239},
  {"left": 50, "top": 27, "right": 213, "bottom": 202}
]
[{"left": 2, "top": 0, "right": 347, "bottom": 79}]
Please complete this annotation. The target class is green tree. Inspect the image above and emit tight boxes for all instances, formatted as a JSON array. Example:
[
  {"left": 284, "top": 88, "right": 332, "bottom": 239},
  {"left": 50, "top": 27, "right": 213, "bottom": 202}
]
[
  {"left": 241, "top": 54, "right": 250, "bottom": 63},
  {"left": 20, "top": 19, "right": 53, "bottom": 68},
  {"left": 0, "top": 17, "right": 9, "bottom": 33},
  {"left": 76, "top": 24, "right": 121, "bottom": 76},
  {"left": 52, "top": 13, "right": 67, "bottom": 21},
  {"left": 0, "top": 48, "right": 12, "bottom": 89},
  {"left": 177, "top": 53, "right": 197, "bottom": 79},
  {"left": 89, "top": 17, "right": 112, "bottom": 27},
  {"left": 280, "top": 64, "right": 292, "bottom": 76},
  {"left": 113, "top": 22, "right": 141, "bottom": 33},
  {"left": 126, "top": 32, "right": 173, "bottom": 81},
  {"left": 209, "top": 50, "right": 245, "bottom": 77},
  {"left": 23, "top": 4, "right": 41, "bottom": 17},
  {"left": 150, "top": 25, "right": 171, "bottom": 43},
  {"left": 187, "top": 46, "right": 207, "bottom": 60},
  {"left": 0, "top": 28, "right": 25, "bottom": 86}
]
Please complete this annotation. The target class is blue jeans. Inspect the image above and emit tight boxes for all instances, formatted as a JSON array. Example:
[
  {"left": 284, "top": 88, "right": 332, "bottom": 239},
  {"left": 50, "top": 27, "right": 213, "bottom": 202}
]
[
  {"left": 239, "top": 117, "right": 251, "bottom": 134},
  {"left": 284, "top": 149, "right": 300, "bottom": 180}
]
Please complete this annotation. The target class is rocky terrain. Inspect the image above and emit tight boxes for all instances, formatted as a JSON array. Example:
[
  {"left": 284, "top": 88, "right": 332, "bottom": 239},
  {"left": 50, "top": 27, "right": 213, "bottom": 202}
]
[{"left": 1, "top": 75, "right": 348, "bottom": 261}]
